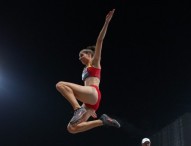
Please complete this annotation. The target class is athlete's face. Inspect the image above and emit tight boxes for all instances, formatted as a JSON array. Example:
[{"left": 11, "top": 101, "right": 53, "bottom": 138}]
[{"left": 79, "top": 51, "right": 91, "bottom": 65}]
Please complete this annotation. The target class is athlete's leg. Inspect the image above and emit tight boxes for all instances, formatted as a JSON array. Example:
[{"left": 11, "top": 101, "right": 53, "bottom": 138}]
[
  {"left": 56, "top": 81, "right": 98, "bottom": 110},
  {"left": 67, "top": 119, "right": 103, "bottom": 134},
  {"left": 67, "top": 113, "right": 121, "bottom": 134},
  {"left": 56, "top": 81, "right": 99, "bottom": 124},
  {"left": 67, "top": 108, "right": 102, "bottom": 134}
]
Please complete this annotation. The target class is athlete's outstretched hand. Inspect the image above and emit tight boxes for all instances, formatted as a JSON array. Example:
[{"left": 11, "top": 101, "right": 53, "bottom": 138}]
[{"left": 105, "top": 9, "right": 115, "bottom": 23}]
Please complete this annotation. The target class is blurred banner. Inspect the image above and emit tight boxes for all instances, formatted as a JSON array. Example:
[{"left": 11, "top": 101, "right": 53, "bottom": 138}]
[{"left": 151, "top": 113, "right": 191, "bottom": 146}]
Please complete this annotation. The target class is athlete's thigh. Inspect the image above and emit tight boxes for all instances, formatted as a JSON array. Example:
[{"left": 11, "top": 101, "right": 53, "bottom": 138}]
[{"left": 62, "top": 81, "right": 98, "bottom": 104}]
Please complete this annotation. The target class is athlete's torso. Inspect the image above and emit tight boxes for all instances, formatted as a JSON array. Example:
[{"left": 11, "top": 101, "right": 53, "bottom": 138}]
[{"left": 82, "top": 66, "right": 101, "bottom": 86}]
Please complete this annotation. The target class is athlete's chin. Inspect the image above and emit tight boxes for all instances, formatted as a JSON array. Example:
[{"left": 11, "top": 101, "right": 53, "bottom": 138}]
[
  {"left": 80, "top": 60, "right": 88, "bottom": 65},
  {"left": 81, "top": 61, "right": 86, "bottom": 65}
]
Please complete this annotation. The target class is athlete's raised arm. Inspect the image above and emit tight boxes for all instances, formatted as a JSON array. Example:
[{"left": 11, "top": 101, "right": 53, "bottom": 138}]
[{"left": 92, "top": 9, "right": 115, "bottom": 68}]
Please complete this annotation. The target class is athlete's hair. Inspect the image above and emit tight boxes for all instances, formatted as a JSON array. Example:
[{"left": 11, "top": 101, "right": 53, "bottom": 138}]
[{"left": 80, "top": 45, "right": 95, "bottom": 57}]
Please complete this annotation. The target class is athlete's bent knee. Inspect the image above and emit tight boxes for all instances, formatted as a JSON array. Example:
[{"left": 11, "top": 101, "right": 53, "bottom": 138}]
[
  {"left": 56, "top": 81, "right": 70, "bottom": 92},
  {"left": 56, "top": 81, "right": 63, "bottom": 89},
  {"left": 67, "top": 125, "right": 78, "bottom": 134}
]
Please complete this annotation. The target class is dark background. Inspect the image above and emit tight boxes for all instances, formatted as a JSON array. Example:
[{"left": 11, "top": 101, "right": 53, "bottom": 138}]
[{"left": 0, "top": 1, "right": 191, "bottom": 146}]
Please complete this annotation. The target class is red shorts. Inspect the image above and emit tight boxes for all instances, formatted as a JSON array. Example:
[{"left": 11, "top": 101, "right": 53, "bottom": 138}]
[{"left": 84, "top": 85, "right": 101, "bottom": 111}]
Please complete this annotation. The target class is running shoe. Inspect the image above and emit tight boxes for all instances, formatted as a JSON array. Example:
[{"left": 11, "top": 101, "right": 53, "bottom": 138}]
[
  {"left": 70, "top": 107, "right": 87, "bottom": 125},
  {"left": 100, "top": 114, "right": 121, "bottom": 128}
]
